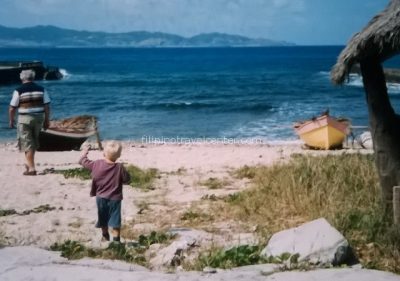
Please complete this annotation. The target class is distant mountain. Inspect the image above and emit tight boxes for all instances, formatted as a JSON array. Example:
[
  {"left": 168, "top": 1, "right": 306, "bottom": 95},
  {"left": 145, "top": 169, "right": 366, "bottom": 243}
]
[
  {"left": 186, "top": 32, "right": 292, "bottom": 47},
  {"left": 0, "top": 25, "right": 295, "bottom": 48}
]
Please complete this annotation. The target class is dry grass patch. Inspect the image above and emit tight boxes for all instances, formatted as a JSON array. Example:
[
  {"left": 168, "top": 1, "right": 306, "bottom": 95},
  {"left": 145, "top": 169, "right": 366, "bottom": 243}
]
[
  {"left": 0, "top": 228, "right": 5, "bottom": 248},
  {"left": 209, "top": 153, "right": 400, "bottom": 273},
  {"left": 198, "top": 177, "right": 231, "bottom": 190},
  {"left": 180, "top": 209, "right": 214, "bottom": 226}
]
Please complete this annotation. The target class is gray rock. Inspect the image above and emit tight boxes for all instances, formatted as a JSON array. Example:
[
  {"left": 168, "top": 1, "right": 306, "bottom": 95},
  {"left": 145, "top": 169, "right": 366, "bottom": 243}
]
[
  {"left": 333, "top": 245, "right": 358, "bottom": 266},
  {"left": 1, "top": 247, "right": 400, "bottom": 281},
  {"left": 68, "top": 257, "right": 149, "bottom": 272},
  {"left": 150, "top": 228, "right": 213, "bottom": 268},
  {"left": 0, "top": 246, "right": 66, "bottom": 274},
  {"left": 261, "top": 218, "right": 355, "bottom": 265}
]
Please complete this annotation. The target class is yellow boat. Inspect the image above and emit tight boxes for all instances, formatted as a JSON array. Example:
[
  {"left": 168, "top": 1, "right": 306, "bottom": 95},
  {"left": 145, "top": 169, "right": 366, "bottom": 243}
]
[{"left": 293, "top": 114, "right": 350, "bottom": 150}]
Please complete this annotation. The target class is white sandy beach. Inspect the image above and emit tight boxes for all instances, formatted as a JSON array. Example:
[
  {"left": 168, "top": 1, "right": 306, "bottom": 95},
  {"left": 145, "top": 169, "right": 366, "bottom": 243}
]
[
  {"left": 0, "top": 140, "right": 371, "bottom": 248},
  {"left": 3, "top": 141, "right": 400, "bottom": 281},
  {"left": 0, "top": 141, "right": 297, "bottom": 246}
]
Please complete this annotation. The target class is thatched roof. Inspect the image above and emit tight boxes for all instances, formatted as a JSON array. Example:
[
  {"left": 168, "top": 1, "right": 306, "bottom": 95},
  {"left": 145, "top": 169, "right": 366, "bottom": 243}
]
[{"left": 331, "top": 0, "right": 400, "bottom": 85}]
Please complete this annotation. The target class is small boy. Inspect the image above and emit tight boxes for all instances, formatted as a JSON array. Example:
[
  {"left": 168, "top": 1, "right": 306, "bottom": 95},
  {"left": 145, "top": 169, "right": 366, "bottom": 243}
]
[{"left": 79, "top": 141, "right": 130, "bottom": 242}]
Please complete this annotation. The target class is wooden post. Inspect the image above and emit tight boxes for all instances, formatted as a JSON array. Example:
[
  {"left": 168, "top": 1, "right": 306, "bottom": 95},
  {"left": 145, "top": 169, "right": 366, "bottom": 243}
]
[
  {"left": 92, "top": 117, "right": 103, "bottom": 151},
  {"left": 394, "top": 186, "right": 400, "bottom": 225},
  {"left": 360, "top": 59, "right": 400, "bottom": 209}
]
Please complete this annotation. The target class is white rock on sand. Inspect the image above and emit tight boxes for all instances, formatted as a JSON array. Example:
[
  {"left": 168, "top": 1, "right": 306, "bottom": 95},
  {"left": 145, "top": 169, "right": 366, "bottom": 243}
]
[{"left": 261, "top": 218, "right": 350, "bottom": 265}]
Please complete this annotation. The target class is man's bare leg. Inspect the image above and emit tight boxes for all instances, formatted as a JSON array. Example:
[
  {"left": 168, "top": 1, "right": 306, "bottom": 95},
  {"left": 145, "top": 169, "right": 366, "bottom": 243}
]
[{"left": 25, "top": 149, "right": 35, "bottom": 171}]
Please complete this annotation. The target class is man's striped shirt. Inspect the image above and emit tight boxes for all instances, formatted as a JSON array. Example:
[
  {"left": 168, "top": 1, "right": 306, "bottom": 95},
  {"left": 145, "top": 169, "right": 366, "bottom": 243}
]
[{"left": 10, "top": 82, "right": 50, "bottom": 114}]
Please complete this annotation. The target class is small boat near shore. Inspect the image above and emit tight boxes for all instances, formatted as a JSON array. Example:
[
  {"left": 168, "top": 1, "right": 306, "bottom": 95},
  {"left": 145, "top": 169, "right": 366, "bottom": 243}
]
[
  {"left": 0, "top": 61, "right": 63, "bottom": 85},
  {"left": 38, "top": 115, "right": 99, "bottom": 151},
  {"left": 293, "top": 113, "right": 350, "bottom": 150}
]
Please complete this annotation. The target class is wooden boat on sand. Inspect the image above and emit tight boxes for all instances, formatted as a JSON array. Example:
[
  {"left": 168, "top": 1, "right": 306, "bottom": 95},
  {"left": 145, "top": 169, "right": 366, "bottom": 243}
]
[
  {"left": 293, "top": 114, "right": 350, "bottom": 150},
  {"left": 38, "top": 115, "right": 100, "bottom": 151}
]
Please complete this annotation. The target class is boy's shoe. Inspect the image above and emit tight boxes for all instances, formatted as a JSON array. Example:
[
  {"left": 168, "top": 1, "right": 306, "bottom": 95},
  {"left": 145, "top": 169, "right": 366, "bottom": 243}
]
[
  {"left": 112, "top": 236, "right": 121, "bottom": 242},
  {"left": 102, "top": 233, "right": 110, "bottom": 241}
]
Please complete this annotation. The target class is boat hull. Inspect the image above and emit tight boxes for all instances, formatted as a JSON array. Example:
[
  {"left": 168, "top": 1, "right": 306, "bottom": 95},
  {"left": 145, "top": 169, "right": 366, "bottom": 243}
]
[
  {"left": 38, "top": 130, "right": 89, "bottom": 151},
  {"left": 294, "top": 115, "right": 349, "bottom": 150},
  {"left": 0, "top": 61, "right": 63, "bottom": 85},
  {"left": 37, "top": 115, "right": 98, "bottom": 151}
]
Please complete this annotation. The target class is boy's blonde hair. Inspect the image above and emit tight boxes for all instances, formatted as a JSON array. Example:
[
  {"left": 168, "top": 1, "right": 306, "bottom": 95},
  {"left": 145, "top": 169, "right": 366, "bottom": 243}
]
[{"left": 103, "top": 141, "right": 122, "bottom": 162}]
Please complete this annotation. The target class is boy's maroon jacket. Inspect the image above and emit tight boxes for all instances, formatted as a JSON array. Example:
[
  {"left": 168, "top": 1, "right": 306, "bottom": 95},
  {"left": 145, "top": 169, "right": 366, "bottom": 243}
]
[{"left": 79, "top": 156, "right": 130, "bottom": 200}]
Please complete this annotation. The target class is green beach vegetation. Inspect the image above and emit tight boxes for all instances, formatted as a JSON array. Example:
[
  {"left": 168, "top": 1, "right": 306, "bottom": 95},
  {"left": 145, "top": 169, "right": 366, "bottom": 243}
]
[
  {"left": 198, "top": 177, "right": 231, "bottom": 190},
  {"left": 185, "top": 244, "right": 268, "bottom": 270},
  {"left": 205, "top": 153, "right": 400, "bottom": 273},
  {"left": 57, "top": 165, "right": 159, "bottom": 190},
  {"left": 180, "top": 209, "right": 214, "bottom": 225},
  {"left": 0, "top": 228, "right": 5, "bottom": 248},
  {"left": 56, "top": 168, "right": 91, "bottom": 180},
  {"left": 125, "top": 165, "right": 159, "bottom": 191},
  {"left": 52, "top": 153, "right": 400, "bottom": 273},
  {"left": 50, "top": 231, "right": 175, "bottom": 266}
]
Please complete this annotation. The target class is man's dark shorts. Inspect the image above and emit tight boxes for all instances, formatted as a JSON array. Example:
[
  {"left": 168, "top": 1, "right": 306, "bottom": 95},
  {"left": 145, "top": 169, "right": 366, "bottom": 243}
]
[{"left": 95, "top": 197, "right": 122, "bottom": 228}]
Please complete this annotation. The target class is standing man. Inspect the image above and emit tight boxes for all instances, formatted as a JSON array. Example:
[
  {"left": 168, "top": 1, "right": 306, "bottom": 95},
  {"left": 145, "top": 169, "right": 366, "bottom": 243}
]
[{"left": 9, "top": 69, "right": 50, "bottom": 175}]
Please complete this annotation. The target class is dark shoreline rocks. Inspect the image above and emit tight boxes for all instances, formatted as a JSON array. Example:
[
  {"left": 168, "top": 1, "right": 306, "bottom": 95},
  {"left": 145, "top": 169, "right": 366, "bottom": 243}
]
[{"left": 351, "top": 64, "right": 400, "bottom": 84}]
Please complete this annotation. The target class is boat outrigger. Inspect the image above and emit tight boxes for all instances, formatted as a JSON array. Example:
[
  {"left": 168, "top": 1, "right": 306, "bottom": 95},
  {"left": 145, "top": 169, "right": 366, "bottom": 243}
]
[
  {"left": 293, "top": 113, "right": 351, "bottom": 150},
  {"left": 38, "top": 115, "right": 101, "bottom": 151},
  {"left": 0, "top": 61, "right": 63, "bottom": 85}
]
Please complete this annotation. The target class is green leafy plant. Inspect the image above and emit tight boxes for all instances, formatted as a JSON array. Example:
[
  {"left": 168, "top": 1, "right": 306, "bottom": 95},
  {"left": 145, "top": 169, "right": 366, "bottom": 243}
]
[
  {"left": 0, "top": 209, "right": 17, "bottom": 217},
  {"left": 125, "top": 165, "right": 159, "bottom": 190},
  {"left": 56, "top": 168, "right": 91, "bottom": 180},
  {"left": 265, "top": 252, "right": 300, "bottom": 264},
  {"left": 187, "top": 245, "right": 267, "bottom": 270},
  {"left": 0, "top": 205, "right": 56, "bottom": 217},
  {"left": 102, "top": 241, "right": 147, "bottom": 265},
  {"left": 21, "top": 204, "right": 56, "bottom": 215},
  {"left": 50, "top": 240, "right": 146, "bottom": 265},
  {"left": 49, "top": 231, "right": 175, "bottom": 266},
  {"left": 50, "top": 240, "right": 88, "bottom": 259},
  {"left": 138, "top": 231, "right": 175, "bottom": 247}
]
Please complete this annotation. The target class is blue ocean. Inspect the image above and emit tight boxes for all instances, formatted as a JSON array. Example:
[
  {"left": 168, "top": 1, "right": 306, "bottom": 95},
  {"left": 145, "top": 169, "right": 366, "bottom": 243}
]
[{"left": 1, "top": 47, "right": 400, "bottom": 142}]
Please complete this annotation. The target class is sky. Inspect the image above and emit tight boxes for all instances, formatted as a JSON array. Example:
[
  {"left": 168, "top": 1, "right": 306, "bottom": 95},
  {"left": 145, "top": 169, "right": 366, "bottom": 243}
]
[{"left": 0, "top": 0, "right": 390, "bottom": 45}]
